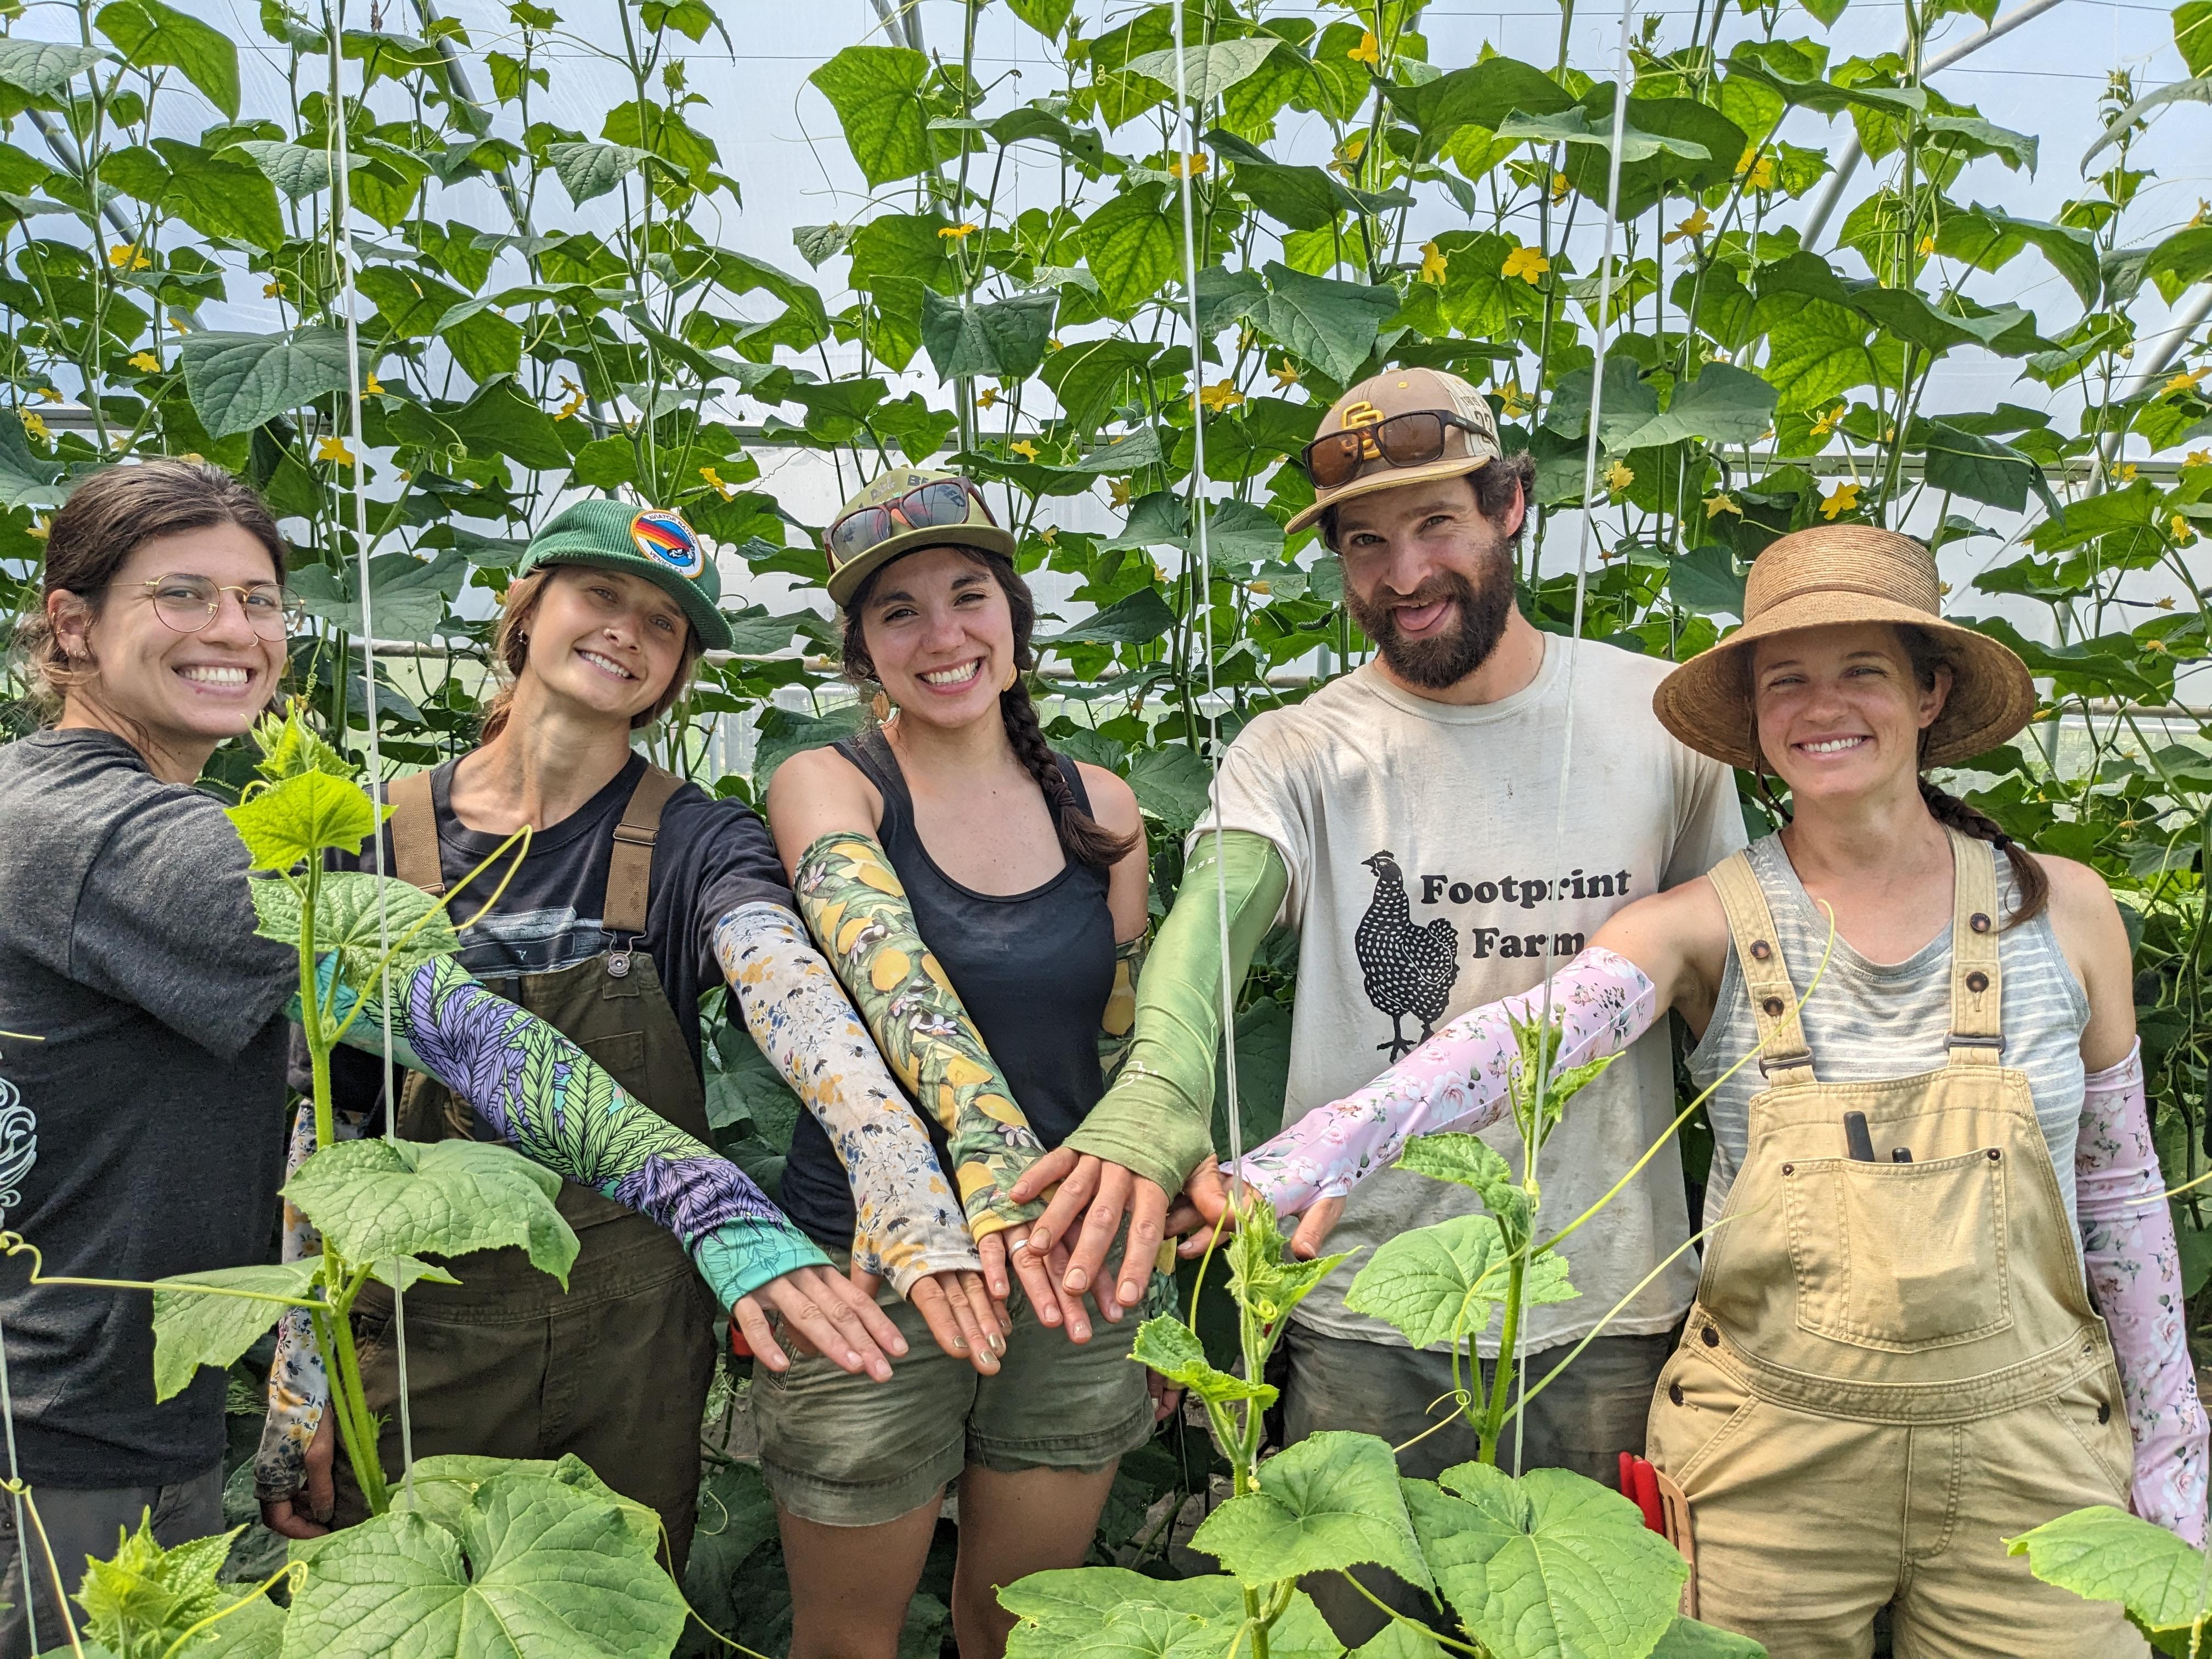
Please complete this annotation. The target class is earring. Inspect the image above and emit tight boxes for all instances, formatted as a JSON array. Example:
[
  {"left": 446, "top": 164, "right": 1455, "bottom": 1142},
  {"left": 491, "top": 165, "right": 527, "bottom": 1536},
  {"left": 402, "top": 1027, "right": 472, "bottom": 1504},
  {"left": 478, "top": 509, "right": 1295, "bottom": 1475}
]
[
  {"left": 870, "top": 690, "right": 891, "bottom": 722},
  {"left": 1002, "top": 661, "right": 1018, "bottom": 691}
]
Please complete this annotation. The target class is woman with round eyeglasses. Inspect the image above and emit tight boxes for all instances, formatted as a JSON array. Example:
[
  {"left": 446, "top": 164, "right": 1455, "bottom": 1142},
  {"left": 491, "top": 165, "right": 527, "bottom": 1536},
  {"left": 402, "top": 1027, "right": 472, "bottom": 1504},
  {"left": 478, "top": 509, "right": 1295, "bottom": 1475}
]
[{"left": 0, "top": 465, "right": 909, "bottom": 1656}]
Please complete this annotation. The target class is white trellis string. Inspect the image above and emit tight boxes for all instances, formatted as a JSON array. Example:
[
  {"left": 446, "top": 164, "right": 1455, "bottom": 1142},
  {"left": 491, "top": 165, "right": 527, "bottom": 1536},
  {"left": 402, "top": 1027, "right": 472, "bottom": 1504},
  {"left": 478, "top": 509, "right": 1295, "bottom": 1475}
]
[
  {"left": 326, "top": 3, "right": 415, "bottom": 1490},
  {"left": 1, "top": 1311, "right": 38, "bottom": 1655},
  {"left": 1516, "top": 0, "right": 1638, "bottom": 1476},
  {"left": 1167, "top": 7, "right": 1245, "bottom": 1200}
]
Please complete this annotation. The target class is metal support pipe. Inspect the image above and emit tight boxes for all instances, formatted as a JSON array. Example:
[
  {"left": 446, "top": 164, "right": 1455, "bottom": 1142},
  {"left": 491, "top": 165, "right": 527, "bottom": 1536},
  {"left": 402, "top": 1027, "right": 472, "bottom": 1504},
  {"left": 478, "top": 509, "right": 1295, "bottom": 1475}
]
[{"left": 1800, "top": 0, "right": 2070, "bottom": 248}]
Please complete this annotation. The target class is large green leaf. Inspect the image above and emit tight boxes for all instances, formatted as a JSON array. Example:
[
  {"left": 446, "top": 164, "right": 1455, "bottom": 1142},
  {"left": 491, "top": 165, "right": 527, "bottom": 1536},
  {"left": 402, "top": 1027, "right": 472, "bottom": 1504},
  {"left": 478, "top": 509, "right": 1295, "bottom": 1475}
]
[
  {"left": 1346, "top": 1214, "right": 1575, "bottom": 1348},
  {"left": 97, "top": 0, "right": 239, "bottom": 117},
  {"left": 0, "top": 410, "right": 65, "bottom": 509},
  {"left": 1669, "top": 546, "right": 1747, "bottom": 619},
  {"left": 1407, "top": 1464, "right": 1688, "bottom": 1659},
  {"left": 229, "top": 139, "right": 373, "bottom": 199},
  {"left": 1494, "top": 107, "right": 1711, "bottom": 165},
  {"left": 1386, "top": 57, "right": 1574, "bottom": 156},
  {"left": 284, "top": 1137, "right": 579, "bottom": 1285},
  {"left": 0, "top": 38, "right": 107, "bottom": 100},
  {"left": 1647, "top": 1616, "right": 1767, "bottom": 1658},
  {"left": 1254, "top": 262, "right": 1400, "bottom": 383},
  {"left": 1395, "top": 1132, "right": 1531, "bottom": 1241},
  {"left": 1079, "top": 185, "right": 1177, "bottom": 312},
  {"left": 100, "top": 140, "right": 281, "bottom": 248},
  {"left": 1192, "top": 1431, "right": 1435, "bottom": 1592},
  {"left": 1916, "top": 419, "right": 2061, "bottom": 518},
  {"left": 1002, "top": 1568, "right": 1343, "bottom": 1659},
  {"left": 1124, "top": 40, "right": 1280, "bottom": 105},
  {"left": 179, "top": 329, "right": 354, "bottom": 437},
  {"left": 546, "top": 140, "right": 649, "bottom": 205},
  {"left": 2007, "top": 1505, "right": 2210, "bottom": 1655},
  {"left": 809, "top": 44, "right": 933, "bottom": 188},
  {"left": 1043, "top": 587, "right": 1176, "bottom": 648},
  {"left": 390, "top": 1453, "right": 661, "bottom": 1563},
  {"left": 150, "top": 1261, "right": 317, "bottom": 1402},
  {"left": 1130, "top": 1314, "right": 1278, "bottom": 1408},
  {"left": 920, "top": 290, "right": 1058, "bottom": 382},
  {"left": 1610, "top": 364, "right": 1778, "bottom": 450},
  {"left": 1757, "top": 299, "right": 1876, "bottom": 413},
  {"left": 246, "top": 870, "right": 459, "bottom": 992},
  {"left": 228, "top": 771, "right": 381, "bottom": 871},
  {"left": 279, "top": 1472, "right": 685, "bottom": 1658},
  {"left": 289, "top": 549, "right": 466, "bottom": 645}
]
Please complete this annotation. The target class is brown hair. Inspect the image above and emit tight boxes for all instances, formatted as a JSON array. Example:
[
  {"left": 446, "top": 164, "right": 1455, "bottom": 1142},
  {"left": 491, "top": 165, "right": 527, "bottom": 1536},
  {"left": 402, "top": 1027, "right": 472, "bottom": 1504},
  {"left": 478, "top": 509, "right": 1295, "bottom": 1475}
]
[
  {"left": 1745, "top": 622, "right": 2049, "bottom": 928},
  {"left": 1897, "top": 623, "right": 2049, "bottom": 927},
  {"left": 14, "top": 458, "right": 286, "bottom": 724},
  {"left": 478, "top": 566, "right": 707, "bottom": 742},
  {"left": 840, "top": 546, "right": 1140, "bottom": 871},
  {"left": 1316, "top": 449, "right": 1537, "bottom": 551}
]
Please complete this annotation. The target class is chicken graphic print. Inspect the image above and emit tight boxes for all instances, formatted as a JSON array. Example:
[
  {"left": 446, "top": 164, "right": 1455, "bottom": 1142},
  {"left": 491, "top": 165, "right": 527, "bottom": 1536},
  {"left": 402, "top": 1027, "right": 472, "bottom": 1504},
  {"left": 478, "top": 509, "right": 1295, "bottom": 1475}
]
[{"left": 1355, "top": 850, "right": 1460, "bottom": 1059}]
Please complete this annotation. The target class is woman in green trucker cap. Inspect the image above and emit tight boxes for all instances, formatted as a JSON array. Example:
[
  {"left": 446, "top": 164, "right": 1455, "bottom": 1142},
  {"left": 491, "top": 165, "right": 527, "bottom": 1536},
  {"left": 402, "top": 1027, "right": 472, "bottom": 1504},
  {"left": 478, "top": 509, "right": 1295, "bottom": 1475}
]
[
  {"left": 257, "top": 498, "right": 1005, "bottom": 1571},
  {"left": 757, "top": 469, "right": 1169, "bottom": 1659}
]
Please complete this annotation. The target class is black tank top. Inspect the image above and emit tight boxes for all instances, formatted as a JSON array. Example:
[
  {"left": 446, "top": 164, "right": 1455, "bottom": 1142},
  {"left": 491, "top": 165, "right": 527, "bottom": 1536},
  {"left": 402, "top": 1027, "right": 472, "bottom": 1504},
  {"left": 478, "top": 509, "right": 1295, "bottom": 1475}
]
[{"left": 780, "top": 728, "right": 1119, "bottom": 1253}]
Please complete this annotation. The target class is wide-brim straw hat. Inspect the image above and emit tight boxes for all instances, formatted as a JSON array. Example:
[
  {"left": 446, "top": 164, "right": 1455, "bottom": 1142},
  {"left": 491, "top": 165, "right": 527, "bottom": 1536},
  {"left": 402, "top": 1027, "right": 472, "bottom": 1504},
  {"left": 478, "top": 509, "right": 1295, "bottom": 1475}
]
[{"left": 1652, "top": 525, "right": 2038, "bottom": 770}]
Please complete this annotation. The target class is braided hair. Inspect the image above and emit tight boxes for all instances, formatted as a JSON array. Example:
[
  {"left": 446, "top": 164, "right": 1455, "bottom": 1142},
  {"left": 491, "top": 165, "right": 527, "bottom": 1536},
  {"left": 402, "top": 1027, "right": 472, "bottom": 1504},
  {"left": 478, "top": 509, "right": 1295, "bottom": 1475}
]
[
  {"left": 840, "top": 547, "right": 1140, "bottom": 871},
  {"left": 1745, "top": 623, "right": 2049, "bottom": 928}
]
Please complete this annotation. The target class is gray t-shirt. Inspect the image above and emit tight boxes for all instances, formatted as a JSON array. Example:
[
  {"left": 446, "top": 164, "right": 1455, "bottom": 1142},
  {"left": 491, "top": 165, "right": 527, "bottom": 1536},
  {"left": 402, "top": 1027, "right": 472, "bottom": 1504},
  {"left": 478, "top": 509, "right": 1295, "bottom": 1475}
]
[
  {"left": 0, "top": 729, "right": 295, "bottom": 1486},
  {"left": 1207, "top": 642, "right": 1746, "bottom": 1354}
]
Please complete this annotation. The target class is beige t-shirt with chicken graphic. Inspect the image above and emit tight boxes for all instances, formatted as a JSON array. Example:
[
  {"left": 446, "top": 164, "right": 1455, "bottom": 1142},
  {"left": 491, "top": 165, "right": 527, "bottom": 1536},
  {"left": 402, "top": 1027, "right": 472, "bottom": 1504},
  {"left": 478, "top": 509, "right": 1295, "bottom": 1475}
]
[{"left": 1205, "top": 641, "right": 1744, "bottom": 1354}]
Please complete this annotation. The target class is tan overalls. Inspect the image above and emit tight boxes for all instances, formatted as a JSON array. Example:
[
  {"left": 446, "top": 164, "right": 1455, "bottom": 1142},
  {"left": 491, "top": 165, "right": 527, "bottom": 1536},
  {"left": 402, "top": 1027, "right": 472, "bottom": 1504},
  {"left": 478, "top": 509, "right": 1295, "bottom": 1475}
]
[
  {"left": 1647, "top": 831, "right": 2141, "bottom": 1658},
  {"left": 330, "top": 765, "right": 719, "bottom": 1573}
]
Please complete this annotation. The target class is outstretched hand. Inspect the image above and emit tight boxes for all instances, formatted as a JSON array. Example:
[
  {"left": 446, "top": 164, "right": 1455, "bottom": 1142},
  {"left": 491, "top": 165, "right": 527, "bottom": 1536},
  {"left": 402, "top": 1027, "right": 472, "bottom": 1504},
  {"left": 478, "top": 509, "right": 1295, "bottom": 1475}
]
[
  {"left": 737, "top": 1262, "right": 909, "bottom": 1380},
  {"left": 851, "top": 1261, "right": 1009, "bottom": 1375},
  {"left": 1166, "top": 1158, "right": 1346, "bottom": 1262},
  {"left": 978, "top": 1220, "right": 1108, "bottom": 1342},
  {"left": 1006, "top": 1146, "right": 1171, "bottom": 1314},
  {"left": 260, "top": 1409, "right": 336, "bottom": 1541}
]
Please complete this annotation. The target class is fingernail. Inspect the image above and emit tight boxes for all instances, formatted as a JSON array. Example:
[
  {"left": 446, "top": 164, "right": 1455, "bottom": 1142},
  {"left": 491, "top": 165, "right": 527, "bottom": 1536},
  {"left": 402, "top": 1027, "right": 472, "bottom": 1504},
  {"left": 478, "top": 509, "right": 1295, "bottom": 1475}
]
[
  {"left": 952, "top": 1337, "right": 967, "bottom": 1351},
  {"left": 1066, "top": 1271, "right": 1087, "bottom": 1291}
]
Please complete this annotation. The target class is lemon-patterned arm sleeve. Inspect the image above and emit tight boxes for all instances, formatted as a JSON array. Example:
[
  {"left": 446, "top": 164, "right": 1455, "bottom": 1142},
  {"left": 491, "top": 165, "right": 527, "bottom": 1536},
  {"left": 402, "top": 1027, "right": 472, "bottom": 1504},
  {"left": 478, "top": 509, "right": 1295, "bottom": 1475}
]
[{"left": 792, "top": 830, "right": 1043, "bottom": 1239}]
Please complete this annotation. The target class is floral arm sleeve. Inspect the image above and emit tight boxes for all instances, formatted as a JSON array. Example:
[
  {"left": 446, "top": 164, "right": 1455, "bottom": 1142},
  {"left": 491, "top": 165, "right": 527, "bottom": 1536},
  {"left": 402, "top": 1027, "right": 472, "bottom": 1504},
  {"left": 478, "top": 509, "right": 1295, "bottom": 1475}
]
[
  {"left": 323, "top": 953, "right": 828, "bottom": 1307},
  {"left": 2076, "top": 1039, "right": 2210, "bottom": 1543},
  {"left": 1235, "top": 947, "right": 1661, "bottom": 1217},
  {"left": 714, "top": 901, "right": 978, "bottom": 1293},
  {"left": 253, "top": 1102, "right": 331, "bottom": 1501},
  {"left": 792, "top": 832, "right": 1041, "bottom": 1240}
]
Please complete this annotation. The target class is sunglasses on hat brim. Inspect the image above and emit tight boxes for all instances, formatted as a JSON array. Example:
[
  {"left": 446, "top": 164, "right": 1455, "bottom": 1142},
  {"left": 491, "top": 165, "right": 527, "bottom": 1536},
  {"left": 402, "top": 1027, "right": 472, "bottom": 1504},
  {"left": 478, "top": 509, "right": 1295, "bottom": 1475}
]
[
  {"left": 1301, "top": 409, "right": 1489, "bottom": 490},
  {"left": 826, "top": 478, "right": 997, "bottom": 570}
]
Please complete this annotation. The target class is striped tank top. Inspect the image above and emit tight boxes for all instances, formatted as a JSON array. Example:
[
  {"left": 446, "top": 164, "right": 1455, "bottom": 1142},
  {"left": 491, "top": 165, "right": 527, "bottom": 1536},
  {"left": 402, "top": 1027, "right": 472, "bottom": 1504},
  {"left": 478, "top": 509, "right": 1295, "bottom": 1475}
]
[{"left": 1689, "top": 832, "right": 2090, "bottom": 1231}]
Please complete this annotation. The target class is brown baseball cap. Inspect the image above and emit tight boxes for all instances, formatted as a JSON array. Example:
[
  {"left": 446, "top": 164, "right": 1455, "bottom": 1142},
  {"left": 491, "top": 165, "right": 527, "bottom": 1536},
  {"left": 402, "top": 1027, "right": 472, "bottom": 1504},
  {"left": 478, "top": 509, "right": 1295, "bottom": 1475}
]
[{"left": 1285, "top": 366, "right": 1503, "bottom": 535}]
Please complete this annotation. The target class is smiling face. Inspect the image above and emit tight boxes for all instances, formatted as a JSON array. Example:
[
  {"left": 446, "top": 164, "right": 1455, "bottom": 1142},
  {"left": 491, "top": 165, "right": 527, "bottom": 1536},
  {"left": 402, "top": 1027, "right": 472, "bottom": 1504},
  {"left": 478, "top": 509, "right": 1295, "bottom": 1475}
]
[
  {"left": 1332, "top": 474, "right": 1523, "bottom": 690},
  {"left": 1752, "top": 621, "right": 1952, "bottom": 807},
  {"left": 854, "top": 544, "right": 1015, "bottom": 732},
  {"left": 521, "top": 564, "right": 691, "bottom": 724},
  {"left": 51, "top": 522, "right": 286, "bottom": 774}
]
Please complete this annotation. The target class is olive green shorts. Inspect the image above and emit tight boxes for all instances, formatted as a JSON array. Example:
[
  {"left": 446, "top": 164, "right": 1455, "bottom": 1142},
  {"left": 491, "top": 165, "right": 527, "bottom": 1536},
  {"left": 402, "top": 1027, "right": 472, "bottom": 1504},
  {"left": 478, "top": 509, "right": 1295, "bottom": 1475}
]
[{"left": 749, "top": 1273, "right": 1154, "bottom": 1528}]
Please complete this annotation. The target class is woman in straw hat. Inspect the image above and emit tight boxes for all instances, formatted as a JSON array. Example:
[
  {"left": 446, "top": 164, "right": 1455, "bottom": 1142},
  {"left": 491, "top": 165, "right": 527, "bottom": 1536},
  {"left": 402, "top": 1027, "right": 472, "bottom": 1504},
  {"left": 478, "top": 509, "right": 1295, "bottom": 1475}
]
[{"left": 1184, "top": 524, "right": 2205, "bottom": 1655}]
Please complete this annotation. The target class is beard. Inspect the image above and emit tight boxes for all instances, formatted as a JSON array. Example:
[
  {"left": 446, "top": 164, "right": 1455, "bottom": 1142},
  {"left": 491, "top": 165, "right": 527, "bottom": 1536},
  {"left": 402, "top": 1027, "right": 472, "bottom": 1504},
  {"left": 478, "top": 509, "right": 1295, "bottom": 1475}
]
[{"left": 1345, "top": 557, "right": 1516, "bottom": 691}]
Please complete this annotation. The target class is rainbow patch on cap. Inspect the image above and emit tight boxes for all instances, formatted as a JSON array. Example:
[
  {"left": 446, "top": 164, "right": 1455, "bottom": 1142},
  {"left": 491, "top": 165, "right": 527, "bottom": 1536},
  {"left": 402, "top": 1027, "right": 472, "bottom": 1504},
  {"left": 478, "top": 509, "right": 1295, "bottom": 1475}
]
[{"left": 631, "top": 509, "right": 703, "bottom": 578}]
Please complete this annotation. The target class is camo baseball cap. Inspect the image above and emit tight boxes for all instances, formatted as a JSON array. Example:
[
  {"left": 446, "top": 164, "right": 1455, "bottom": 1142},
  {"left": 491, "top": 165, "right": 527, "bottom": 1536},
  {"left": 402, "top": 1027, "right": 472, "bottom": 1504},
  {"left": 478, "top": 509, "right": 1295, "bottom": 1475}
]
[
  {"left": 1285, "top": 366, "right": 1504, "bottom": 535},
  {"left": 515, "top": 499, "right": 732, "bottom": 651}
]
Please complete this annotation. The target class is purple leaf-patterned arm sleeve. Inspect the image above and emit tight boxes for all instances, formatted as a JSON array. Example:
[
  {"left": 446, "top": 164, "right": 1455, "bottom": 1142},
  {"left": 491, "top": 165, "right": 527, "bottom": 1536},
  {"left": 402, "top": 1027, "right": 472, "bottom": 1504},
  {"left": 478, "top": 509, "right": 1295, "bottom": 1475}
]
[
  {"left": 1231, "top": 947, "right": 1661, "bottom": 1217},
  {"left": 323, "top": 954, "right": 827, "bottom": 1307},
  {"left": 2076, "top": 1039, "right": 2210, "bottom": 1543}
]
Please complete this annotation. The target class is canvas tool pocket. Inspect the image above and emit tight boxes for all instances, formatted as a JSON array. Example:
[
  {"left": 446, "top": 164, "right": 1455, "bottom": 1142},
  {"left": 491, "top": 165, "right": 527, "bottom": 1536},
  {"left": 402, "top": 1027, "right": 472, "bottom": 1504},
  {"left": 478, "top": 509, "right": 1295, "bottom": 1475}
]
[{"left": 1785, "top": 1149, "right": 2013, "bottom": 1352}]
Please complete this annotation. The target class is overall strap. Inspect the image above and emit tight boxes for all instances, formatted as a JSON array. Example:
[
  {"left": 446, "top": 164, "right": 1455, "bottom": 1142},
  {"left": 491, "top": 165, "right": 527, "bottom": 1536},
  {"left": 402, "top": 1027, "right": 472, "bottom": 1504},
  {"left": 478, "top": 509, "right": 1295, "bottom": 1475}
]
[
  {"left": 1946, "top": 826, "right": 2005, "bottom": 1065},
  {"left": 1707, "top": 850, "right": 1818, "bottom": 1085},
  {"left": 387, "top": 769, "right": 444, "bottom": 896},
  {"left": 604, "top": 764, "right": 683, "bottom": 940}
]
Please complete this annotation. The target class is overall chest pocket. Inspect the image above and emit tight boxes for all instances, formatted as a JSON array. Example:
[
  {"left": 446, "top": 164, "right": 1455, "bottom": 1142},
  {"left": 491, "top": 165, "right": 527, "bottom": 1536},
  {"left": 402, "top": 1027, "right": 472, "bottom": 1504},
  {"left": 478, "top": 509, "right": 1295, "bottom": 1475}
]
[{"left": 1784, "top": 1149, "right": 2013, "bottom": 1352}]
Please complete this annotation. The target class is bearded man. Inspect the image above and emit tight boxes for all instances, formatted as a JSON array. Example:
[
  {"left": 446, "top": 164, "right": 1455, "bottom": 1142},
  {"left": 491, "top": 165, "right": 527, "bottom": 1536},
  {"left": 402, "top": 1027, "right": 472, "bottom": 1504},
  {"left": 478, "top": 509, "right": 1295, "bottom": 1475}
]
[{"left": 1007, "top": 368, "right": 1745, "bottom": 1640}]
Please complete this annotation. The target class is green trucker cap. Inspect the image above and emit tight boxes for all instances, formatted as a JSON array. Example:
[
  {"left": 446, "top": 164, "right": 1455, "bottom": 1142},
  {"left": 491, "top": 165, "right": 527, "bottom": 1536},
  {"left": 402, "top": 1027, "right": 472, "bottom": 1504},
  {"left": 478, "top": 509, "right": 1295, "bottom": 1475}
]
[{"left": 516, "top": 499, "right": 733, "bottom": 651}]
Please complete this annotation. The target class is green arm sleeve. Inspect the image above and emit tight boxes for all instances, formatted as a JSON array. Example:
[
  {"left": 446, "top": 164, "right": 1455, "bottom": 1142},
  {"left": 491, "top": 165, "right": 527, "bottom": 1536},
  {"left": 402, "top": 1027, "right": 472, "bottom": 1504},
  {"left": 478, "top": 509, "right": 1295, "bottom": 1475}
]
[{"left": 1060, "top": 829, "right": 1290, "bottom": 1193}]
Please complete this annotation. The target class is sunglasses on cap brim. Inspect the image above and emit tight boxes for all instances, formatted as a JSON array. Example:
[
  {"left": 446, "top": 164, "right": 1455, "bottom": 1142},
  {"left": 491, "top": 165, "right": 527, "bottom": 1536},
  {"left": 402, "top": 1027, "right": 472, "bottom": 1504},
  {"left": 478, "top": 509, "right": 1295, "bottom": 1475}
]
[
  {"left": 1301, "top": 410, "right": 1489, "bottom": 490},
  {"left": 826, "top": 478, "right": 997, "bottom": 569}
]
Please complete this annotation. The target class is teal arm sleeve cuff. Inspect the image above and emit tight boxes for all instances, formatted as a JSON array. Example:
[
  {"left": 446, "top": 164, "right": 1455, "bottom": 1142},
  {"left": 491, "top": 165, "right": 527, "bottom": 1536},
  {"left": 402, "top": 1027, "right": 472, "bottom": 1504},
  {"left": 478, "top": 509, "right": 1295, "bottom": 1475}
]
[{"left": 1059, "top": 830, "right": 1289, "bottom": 1193}]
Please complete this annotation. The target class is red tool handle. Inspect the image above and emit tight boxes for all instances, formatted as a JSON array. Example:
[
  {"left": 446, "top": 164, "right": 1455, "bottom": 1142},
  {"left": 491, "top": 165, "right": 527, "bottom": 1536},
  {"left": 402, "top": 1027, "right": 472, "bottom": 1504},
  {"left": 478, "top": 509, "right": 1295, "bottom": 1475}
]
[{"left": 1619, "top": 1453, "right": 1667, "bottom": 1534}]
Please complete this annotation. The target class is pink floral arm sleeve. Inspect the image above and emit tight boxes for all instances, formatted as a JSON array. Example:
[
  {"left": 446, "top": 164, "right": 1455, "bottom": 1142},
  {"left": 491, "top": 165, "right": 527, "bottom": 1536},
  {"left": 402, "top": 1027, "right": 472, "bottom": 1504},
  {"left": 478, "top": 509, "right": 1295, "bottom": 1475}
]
[
  {"left": 1233, "top": 947, "right": 1661, "bottom": 1216},
  {"left": 2076, "top": 1039, "right": 2209, "bottom": 1543}
]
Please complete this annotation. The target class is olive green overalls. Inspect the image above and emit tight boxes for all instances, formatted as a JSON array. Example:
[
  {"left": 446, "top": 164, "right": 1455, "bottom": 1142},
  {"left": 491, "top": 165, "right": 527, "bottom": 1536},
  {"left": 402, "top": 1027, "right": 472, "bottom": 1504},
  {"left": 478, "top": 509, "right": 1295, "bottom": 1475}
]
[
  {"left": 1646, "top": 830, "right": 2140, "bottom": 1658},
  {"left": 330, "top": 765, "right": 719, "bottom": 1572}
]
